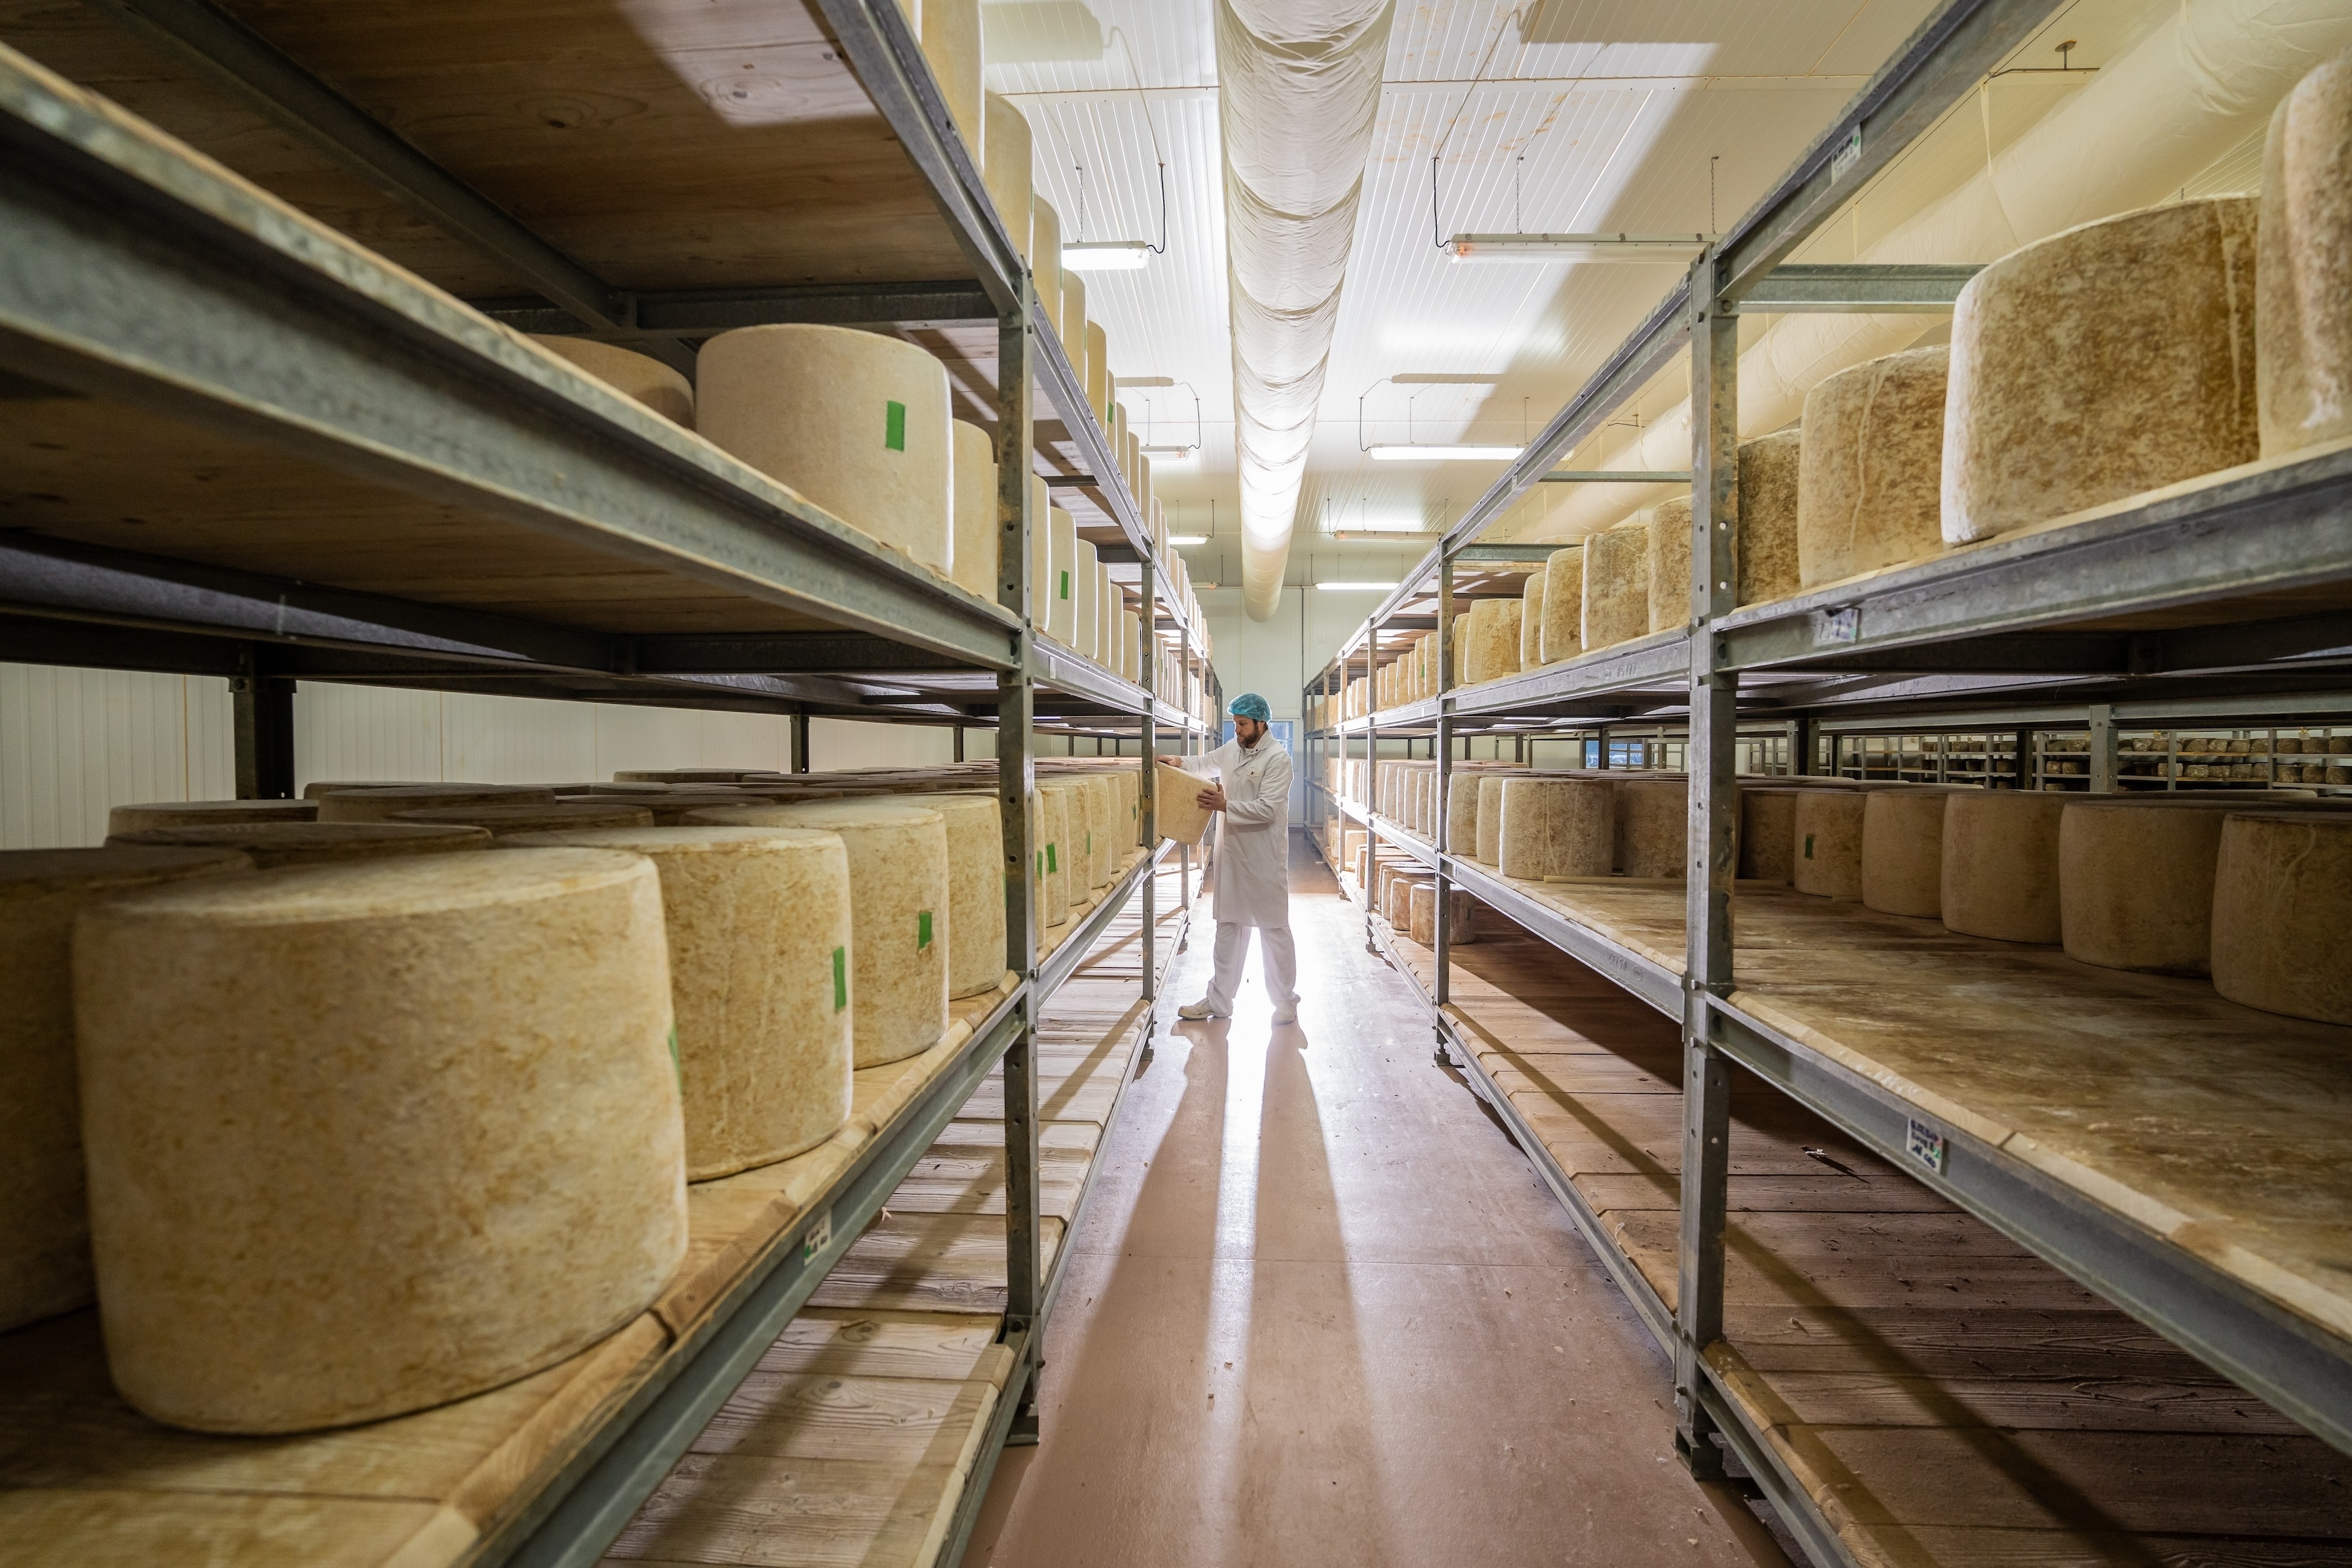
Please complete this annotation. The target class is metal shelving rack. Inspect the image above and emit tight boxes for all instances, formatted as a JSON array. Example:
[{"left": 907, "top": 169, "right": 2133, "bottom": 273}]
[
  {"left": 1302, "top": 0, "right": 2352, "bottom": 1559},
  {"left": 0, "top": 3, "right": 1213, "bottom": 1562}
]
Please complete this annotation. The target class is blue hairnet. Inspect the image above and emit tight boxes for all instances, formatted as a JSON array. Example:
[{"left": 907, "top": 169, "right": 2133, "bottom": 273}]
[{"left": 1228, "top": 692, "right": 1271, "bottom": 722}]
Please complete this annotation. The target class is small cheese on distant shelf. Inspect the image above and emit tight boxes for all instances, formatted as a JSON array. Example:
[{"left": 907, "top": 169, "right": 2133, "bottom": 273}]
[
  {"left": 1, "top": 847, "right": 252, "bottom": 1335},
  {"left": 73, "top": 848, "right": 686, "bottom": 1433}
]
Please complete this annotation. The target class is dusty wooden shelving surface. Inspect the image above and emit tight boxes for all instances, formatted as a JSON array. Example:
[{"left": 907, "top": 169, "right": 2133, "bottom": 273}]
[{"left": 1385, "top": 920, "right": 2352, "bottom": 1565}]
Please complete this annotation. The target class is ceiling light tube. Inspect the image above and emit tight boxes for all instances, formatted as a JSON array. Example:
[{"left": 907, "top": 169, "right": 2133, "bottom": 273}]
[
  {"left": 1366, "top": 444, "right": 1522, "bottom": 462},
  {"left": 1063, "top": 241, "right": 1150, "bottom": 271},
  {"left": 1170, "top": 534, "right": 1210, "bottom": 545},
  {"left": 1444, "top": 232, "right": 1708, "bottom": 265}
]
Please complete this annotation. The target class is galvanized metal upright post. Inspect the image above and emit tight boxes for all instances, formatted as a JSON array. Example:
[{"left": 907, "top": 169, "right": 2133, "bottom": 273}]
[
  {"left": 1434, "top": 552, "right": 1455, "bottom": 1010},
  {"left": 1140, "top": 569, "right": 1157, "bottom": 1001},
  {"left": 2087, "top": 703, "right": 2117, "bottom": 794},
  {"left": 1790, "top": 715, "right": 1813, "bottom": 777},
  {"left": 230, "top": 656, "right": 295, "bottom": 799},
  {"left": 994, "top": 287, "right": 1043, "bottom": 1443},
  {"left": 1366, "top": 615, "right": 1383, "bottom": 946},
  {"left": 1676, "top": 248, "right": 1740, "bottom": 1482},
  {"left": 790, "top": 710, "right": 810, "bottom": 774}
]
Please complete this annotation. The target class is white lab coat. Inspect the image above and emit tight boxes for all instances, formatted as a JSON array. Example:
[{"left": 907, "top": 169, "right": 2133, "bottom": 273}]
[{"left": 1188, "top": 734, "right": 1293, "bottom": 928}]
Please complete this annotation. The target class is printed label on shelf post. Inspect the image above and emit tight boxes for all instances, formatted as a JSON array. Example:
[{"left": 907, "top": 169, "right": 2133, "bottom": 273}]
[
  {"left": 803, "top": 1206, "right": 834, "bottom": 1265},
  {"left": 1905, "top": 1116, "right": 1947, "bottom": 1175}
]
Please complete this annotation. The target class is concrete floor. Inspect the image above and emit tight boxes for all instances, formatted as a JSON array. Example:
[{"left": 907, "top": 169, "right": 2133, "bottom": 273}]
[{"left": 964, "top": 831, "right": 1797, "bottom": 1567}]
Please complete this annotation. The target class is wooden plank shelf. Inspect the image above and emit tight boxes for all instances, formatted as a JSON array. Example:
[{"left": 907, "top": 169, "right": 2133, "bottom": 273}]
[{"left": 1371, "top": 910, "right": 2352, "bottom": 1568}]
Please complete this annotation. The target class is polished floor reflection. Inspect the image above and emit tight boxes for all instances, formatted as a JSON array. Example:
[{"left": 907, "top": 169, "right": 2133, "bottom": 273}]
[{"left": 965, "top": 831, "right": 1792, "bottom": 1567}]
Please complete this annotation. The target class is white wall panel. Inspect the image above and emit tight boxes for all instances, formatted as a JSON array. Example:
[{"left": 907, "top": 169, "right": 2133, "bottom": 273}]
[
  {"left": 809, "top": 719, "right": 955, "bottom": 772},
  {"left": 1, "top": 663, "right": 234, "bottom": 848}
]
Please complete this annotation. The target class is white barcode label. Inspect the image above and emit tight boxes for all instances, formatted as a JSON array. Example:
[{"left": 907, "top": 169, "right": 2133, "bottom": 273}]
[
  {"left": 1831, "top": 127, "right": 1862, "bottom": 183},
  {"left": 802, "top": 1207, "right": 834, "bottom": 1264},
  {"left": 1905, "top": 1118, "right": 1947, "bottom": 1175},
  {"left": 1816, "top": 607, "right": 1860, "bottom": 645}
]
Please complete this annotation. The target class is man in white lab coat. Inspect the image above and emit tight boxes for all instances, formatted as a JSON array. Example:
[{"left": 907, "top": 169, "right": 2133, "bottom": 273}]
[{"left": 1178, "top": 693, "right": 1299, "bottom": 1025}]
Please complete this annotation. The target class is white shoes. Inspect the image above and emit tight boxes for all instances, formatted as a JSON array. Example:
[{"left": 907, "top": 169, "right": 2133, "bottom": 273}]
[
  {"left": 1272, "top": 1003, "right": 1299, "bottom": 1025},
  {"left": 1178, "top": 998, "right": 1226, "bottom": 1020}
]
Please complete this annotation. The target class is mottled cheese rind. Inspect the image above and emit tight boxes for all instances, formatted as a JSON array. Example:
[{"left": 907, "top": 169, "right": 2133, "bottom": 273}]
[
  {"left": 1940, "top": 791, "right": 2066, "bottom": 944},
  {"left": 1648, "top": 496, "right": 1692, "bottom": 635},
  {"left": 393, "top": 803, "right": 655, "bottom": 836},
  {"left": 106, "top": 821, "right": 492, "bottom": 867},
  {"left": 1797, "top": 346, "right": 1949, "bottom": 586},
  {"left": 314, "top": 784, "right": 555, "bottom": 823},
  {"left": 950, "top": 419, "right": 1001, "bottom": 600},
  {"left": 930, "top": 796, "right": 1012, "bottom": 998},
  {"left": 1861, "top": 788, "right": 1957, "bottom": 919},
  {"left": 2259, "top": 54, "right": 2352, "bottom": 458},
  {"left": 1540, "top": 548, "right": 1585, "bottom": 666},
  {"left": 2211, "top": 813, "right": 2352, "bottom": 1024},
  {"left": 1792, "top": 792, "right": 1866, "bottom": 900},
  {"left": 1, "top": 848, "right": 252, "bottom": 1335},
  {"left": 107, "top": 799, "right": 316, "bottom": 834},
  {"left": 1736, "top": 428, "right": 1803, "bottom": 605},
  {"left": 1521, "top": 571, "right": 1548, "bottom": 668},
  {"left": 1496, "top": 778, "right": 1614, "bottom": 880},
  {"left": 1738, "top": 788, "right": 1802, "bottom": 885},
  {"left": 1408, "top": 880, "right": 1479, "bottom": 946},
  {"left": 2059, "top": 800, "right": 2234, "bottom": 975},
  {"left": 1944, "top": 198, "right": 2259, "bottom": 543},
  {"left": 1581, "top": 521, "right": 1651, "bottom": 651},
  {"left": 1154, "top": 763, "right": 1215, "bottom": 846},
  {"left": 73, "top": 848, "right": 686, "bottom": 1432},
  {"left": 1614, "top": 780, "right": 1686, "bottom": 879}
]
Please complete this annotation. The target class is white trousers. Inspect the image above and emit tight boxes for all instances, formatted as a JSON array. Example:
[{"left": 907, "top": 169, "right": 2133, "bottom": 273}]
[{"left": 1202, "top": 921, "right": 1297, "bottom": 1013}]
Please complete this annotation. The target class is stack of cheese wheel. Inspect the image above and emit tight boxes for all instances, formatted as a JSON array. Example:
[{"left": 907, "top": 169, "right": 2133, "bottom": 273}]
[
  {"left": 1061, "top": 272, "right": 1087, "bottom": 377},
  {"left": 982, "top": 94, "right": 1033, "bottom": 262},
  {"left": 1048, "top": 507, "right": 1078, "bottom": 646},
  {"left": 1474, "top": 774, "right": 1511, "bottom": 863},
  {"left": 1496, "top": 777, "right": 1614, "bottom": 880},
  {"left": 1736, "top": 786, "right": 1804, "bottom": 884},
  {"left": 1083, "top": 774, "right": 1119, "bottom": 889},
  {"left": 1941, "top": 791, "right": 2067, "bottom": 942},
  {"left": 1087, "top": 321, "right": 1112, "bottom": 423},
  {"left": 1464, "top": 599, "right": 1522, "bottom": 684},
  {"left": 1582, "top": 520, "right": 1650, "bottom": 649},
  {"left": 73, "top": 848, "right": 687, "bottom": 1432},
  {"left": 1792, "top": 790, "right": 1868, "bottom": 899},
  {"left": 529, "top": 336, "right": 693, "bottom": 428},
  {"left": 396, "top": 801, "right": 655, "bottom": 836},
  {"left": 1615, "top": 779, "right": 1686, "bottom": 878},
  {"left": 1797, "top": 346, "right": 1948, "bottom": 586},
  {"left": 920, "top": 0, "right": 982, "bottom": 150},
  {"left": 1861, "top": 786, "right": 1968, "bottom": 918},
  {"left": 1520, "top": 570, "right": 1547, "bottom": 668},
  {"left": 507, "top": 825, "right": 853, "bottom": 1178},
  {"left": 1408, "top": 880, "right": 1478, "bottom": 946},
  {"left": 2260, "top": 53, "right": 2352, "bottom": 459},
  {"left": 1943, "top": 198, "right": 2259, "bottom": 545},
  {"left": 1738, "top": 428, "right": 1804, "bottom": 604},
  {"left": 2213, "top": 813, "right": 2352, "bottom": 1023},
  {"left": 1648, "top": 496, "right": 1692, "bottom": 634},
  {"left": 1073, "top": 536, "right": 1101, "bottom": 659},
  {"left": 1541, "top": 545, "right": 1584, "bottom": 665},
  {"left": 950, "top": 420, "right": 999, "bottom": 599},
  {"left": 1447, "top": 772, "right": 1484, "bottom": 855},
  {"left": 1381, "top": 870, "right": 1416, "bottom": 929},
  {"left": 314, "top": 784, "right": 556, "bottom": 822},
  {"left": 1036, "top": 782, "right": 1083, "bottom": 923},
  {"left": 1154, "top": 762, "right": 1215, "bottom": 845},
  {"left": 1031, "top": 198, "right": 1063, "bottom": 331},
  {"left": 1, "top": 847, "right": 252, "bottom": 1335},
  {"left": 107, "top": 821, "right": 493, "bottom": 867},
  {"left": 932, "top": 796, "right": 1010, "bottom": 998},
  {"left": 2059, "top": 798, "right": 2252, "bottom": 974},
  {"left": 1059, "top": 775, "right": 1102, "bottom": 894},
  {"left": 107, "top": 799, "right": 315, "bottom": 833},
  {"left": 687, "top": 801, "right": 948, "bottom": 1065},
  {"left": 697, "top": 324, "right": 952, "bottom": 577}
]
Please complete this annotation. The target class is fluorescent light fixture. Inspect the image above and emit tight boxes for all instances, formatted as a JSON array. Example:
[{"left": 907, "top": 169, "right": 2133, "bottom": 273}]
[
  {"left": 1316, "top": 580, "right": 1400, "bottom": 592},
  {"left": 1170, "top": 533, "right": 1210, "bottom": 545},
  {"left": 1444, "top": 232, "right": 1708, "bottom": 265},
  {"left": 1366, "top": 444, "right": 1522, "bottom": 462},
  {"left": 1140, "top": 443, "right": 1196, "bottom": 457},
  {"left": 1063, "top": 241, "right": 1149, "bottom": 271}
]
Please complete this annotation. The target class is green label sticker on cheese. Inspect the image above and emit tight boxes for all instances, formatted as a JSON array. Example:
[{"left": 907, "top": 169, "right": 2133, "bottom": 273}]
[
  {"left": 666, "top": 1025, "right": 681, "bottom": 1089},
  {"left": 1047, "top": 842, "right": 1058, "bottom": 873},
  {"left": 1804, "top": 833, "right": 1815, "bottom": 859},
  {"left": 884, "top": 400, "right": 907, "bottom": 451},
  {"left": 831, "top": 946, "right": 848, "bottom": 1010},
  {"left": 1060, "top": 569, "right": 1070, "bottom": 601},
  {"left": 917, "top": 910, "right": 933, "bottom": 950}
]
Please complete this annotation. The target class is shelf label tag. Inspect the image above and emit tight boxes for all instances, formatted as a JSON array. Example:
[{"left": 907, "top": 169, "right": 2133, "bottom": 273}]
[
  {"left": 1831, "top": 126, "right": 1862, "bottom": 183},
  {"left": 803, "top": 1207, "right": 834, "bottom": 1265},
  {"left": 1815, "top": 607, "right": 1860, "bottom": 645},
  {"left": 1905, "top": 1117, "right": 1947, "bottom": 1175}
]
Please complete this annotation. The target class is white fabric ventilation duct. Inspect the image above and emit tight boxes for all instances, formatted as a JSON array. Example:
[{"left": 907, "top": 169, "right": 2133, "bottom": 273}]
[
  {"left": 1521, "top": 0, "right": 2352, "bottom": 544},
  {"left": 1218, "top": 0, "right": 1397, "bottom": 621}
]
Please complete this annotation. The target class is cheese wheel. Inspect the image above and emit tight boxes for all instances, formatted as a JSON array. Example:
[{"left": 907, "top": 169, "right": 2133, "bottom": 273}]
[
  {"left": 1497, "top": 777, "right": 1614, "bottom": 880},
  {"left": 314, "top": 784, "right": 557, "bottom": 823},
  {"left": 929, "top": 796, "right": 1009, "bottom": 998},
  {"left": 107, "top": 798, "right": 316, "bottom": 833},
  {"left": 106, "top": 821, "right": 492, "bottom": 868},
  {"left": 1520, "top": 570, "right": 1547, "bottom": 668},
  {"left": 1030, "top": 196, "right": 1063, "bottom": 337},
  {"left": 394, "top": 802, "right": 655, "bottom": 836},
  {"left": 1737, "top": 787, "right": 1802, "bottom": 884},
  {"left": 1086, "top": 319, "right": 1112, "bottom": 426},
  {"left": 2260, "top": 54, "right": 2352, "bottom": 458},
  {"left": 73, "top": 849, "right": 686, "bottom": 1432},
  {"left": 546, "top": 793, "right": 762, "bottom": 826},
  {"left": 697, "top": 324, "right": 952, "bottom": 575},
  {"left": 1464, "top": 599, "right": 1522, "bottom": 684},
  {"left": 1540, "top": 547, "right": 1584, "bottom": 665},
  {"left": 1737, "top": 428, "right": 1803, "bottom": 605},
  {"left": 1940, "top": 791, "right": 2066, "bottom": 943},
  {"left": 1475, "top": 774, "right": 1512, "bottom": 864},
  {"left": 506, "top": 826, "right": 852, "bottom": 1178},
  {"left": 528, "top": 336, "right": 693, "bottom": 429},
  {"left": 1615, "top": 779, "right": 1685, "bottom": 879},
  {"left": 1648, "top": 495, "right": 1692, "bottom": 634},
  {"left": 1072, "top": 535, "right": 1101, "bottom": 660},
  {"left": 685, "top": 801, "right": 949, "bottom": 1065},
  {"left": 1944, "top": 198, "right": 2260, "bottom": 544},
  {"left": 1797, "top": 346, "right": 1949, "bottom": 586},
  {"left": 1792, "top": 791, "right": 1866, "bottom": 899},
  {"left": 1861, "top": 787, "right": 1963, "bottom": 918},
  {"left": 2213, "top": 814, "right": 2352, "bottom": 1023},
  {"left": 1033, "top": 784, "right": 1076, "bottom": 926},
  {"left": 1380, "top": 870, "right": 1415, "bottom": 927},
  {"left": 919, "top": 0, "right": 982, "bottom": 151},
  {"left": 1060, "top": 271, "right": 1087, "bottom": 380},
  {"left": 2059, "top": 799, "right": 2245, "bottom": 974},
  {"left": 1447, "top": 772, "right": 1481, "bottom": 855},
  {"left": 982, "top": 93, "right": 1033, "bottom": 262},
  {"left": 1, "top": 848, "right": 252, "bottom": 1335},
  {"left": 610, "top": 770, "right": 767, "bottom": 785},
  {"left": 950, "top": 419, "right": 999, "bottom": 600},
  {"left": 1582, "top": 520, "right": 1650, "bottom": 650},
  {"left": 1408, "top": 880, "right": 1479, "bottom": 946},
  {"left": 302, "top": 779, "right": 435, "bottom": 797},
  {"left": 1085, "top": 774, "right": 1119, "bottom": 888},
  {"left": 1028, "top": 474, "right": 1053, "bottom": 627},
  {"left": 1154, "top": 762, "right": 1215, "bottom": 846},
  {"left": 1048, "top": 506, "right": 1078, "bottom": 646}
]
